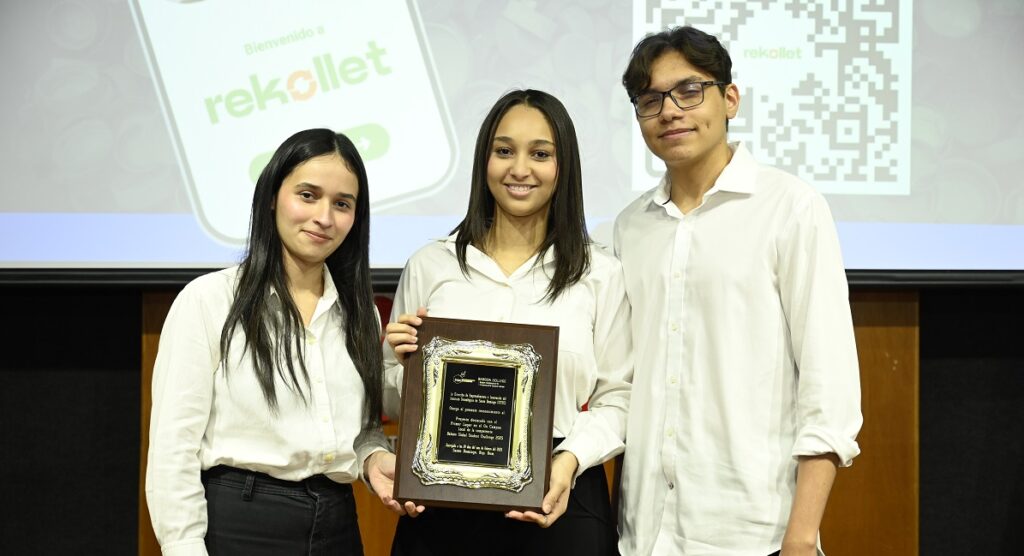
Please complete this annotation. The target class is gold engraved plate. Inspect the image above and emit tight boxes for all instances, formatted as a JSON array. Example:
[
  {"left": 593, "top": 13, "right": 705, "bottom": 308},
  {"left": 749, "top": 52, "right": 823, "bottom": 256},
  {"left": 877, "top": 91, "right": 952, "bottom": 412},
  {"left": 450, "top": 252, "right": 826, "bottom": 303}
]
[{"left": 411, "top": 337, "right": 540, "bottom": 491}]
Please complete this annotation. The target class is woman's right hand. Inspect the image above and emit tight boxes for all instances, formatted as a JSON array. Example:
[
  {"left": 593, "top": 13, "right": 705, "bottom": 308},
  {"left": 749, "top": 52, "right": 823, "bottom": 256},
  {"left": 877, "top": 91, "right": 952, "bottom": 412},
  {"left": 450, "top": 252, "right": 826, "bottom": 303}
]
[{"left": 385, "top": 307, "right": 428, "bottom": 362}]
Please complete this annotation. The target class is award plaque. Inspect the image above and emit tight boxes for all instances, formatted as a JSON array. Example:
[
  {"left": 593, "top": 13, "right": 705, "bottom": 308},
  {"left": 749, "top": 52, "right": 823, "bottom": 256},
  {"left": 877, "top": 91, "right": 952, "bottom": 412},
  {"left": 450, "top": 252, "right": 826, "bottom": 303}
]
[{"left": 393, "top": 316, "right": 558, "bottom": 512}]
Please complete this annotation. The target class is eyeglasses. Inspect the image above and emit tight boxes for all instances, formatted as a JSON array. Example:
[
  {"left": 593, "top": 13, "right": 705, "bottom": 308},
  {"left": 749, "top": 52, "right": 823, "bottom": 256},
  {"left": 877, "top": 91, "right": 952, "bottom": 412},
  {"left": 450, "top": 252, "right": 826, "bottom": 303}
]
[{"left": 630, "top": 80, "right": 726, "bottom": 118}]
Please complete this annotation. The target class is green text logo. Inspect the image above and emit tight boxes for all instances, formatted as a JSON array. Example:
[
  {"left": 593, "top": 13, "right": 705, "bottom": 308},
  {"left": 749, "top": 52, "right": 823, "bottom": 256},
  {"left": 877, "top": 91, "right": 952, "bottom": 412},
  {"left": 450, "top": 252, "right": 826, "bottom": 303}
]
[
  {"left": 744, "top": 46, "right": 803, "bottom": 60},
  {"left": 204, "top": 41, "right": 391, "bottom": 124}
]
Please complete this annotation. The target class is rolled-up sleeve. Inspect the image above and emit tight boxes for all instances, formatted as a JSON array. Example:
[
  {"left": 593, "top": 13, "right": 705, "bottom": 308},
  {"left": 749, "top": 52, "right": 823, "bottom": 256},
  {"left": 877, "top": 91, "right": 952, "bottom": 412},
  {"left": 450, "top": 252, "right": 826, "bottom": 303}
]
[{"left": 778, "top": 194, "right": 863, "bottom": 467}]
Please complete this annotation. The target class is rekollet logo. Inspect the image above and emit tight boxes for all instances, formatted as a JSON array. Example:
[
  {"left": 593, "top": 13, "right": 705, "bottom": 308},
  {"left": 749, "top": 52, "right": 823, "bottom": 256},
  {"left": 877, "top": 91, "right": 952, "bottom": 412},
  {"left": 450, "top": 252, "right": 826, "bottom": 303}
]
[{"left": 203, "top": 41, "right": 391, "bottom": 124}]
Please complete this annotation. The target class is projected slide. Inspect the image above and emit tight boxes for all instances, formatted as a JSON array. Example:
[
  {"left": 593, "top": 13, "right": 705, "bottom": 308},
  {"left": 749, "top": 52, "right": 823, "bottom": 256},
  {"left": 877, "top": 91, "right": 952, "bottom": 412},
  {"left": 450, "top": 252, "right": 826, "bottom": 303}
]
[
  {"left": 130, "top": 0, "right": 455, "bottom": 243},
  {"left": 0, "top": 0, "right": 1022, "bottom": 272},
  {"left": 633, "top": 0, "right": 912, "bottom": 195}
]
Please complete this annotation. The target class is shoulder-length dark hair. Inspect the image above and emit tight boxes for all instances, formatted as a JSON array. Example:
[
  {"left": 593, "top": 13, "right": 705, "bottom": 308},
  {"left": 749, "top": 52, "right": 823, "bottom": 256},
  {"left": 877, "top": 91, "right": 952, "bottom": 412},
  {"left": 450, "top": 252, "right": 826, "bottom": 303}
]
[
  {"left": 220, "top": 128, "right": 383, "bottom": 427},
  {"left": 452, "top": 89, "right": 590, "bottom": 301}
]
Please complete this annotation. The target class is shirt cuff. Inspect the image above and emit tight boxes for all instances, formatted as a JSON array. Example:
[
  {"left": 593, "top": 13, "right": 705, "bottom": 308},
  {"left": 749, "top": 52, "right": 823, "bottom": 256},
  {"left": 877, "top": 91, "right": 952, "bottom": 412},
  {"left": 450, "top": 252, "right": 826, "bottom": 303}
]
[
  {"left": 356, "top": 431, "right": 392, "bottom": 480},
  {"left": 791, "top": 424, "right": 861, "bottom": 467},
  {"left": 553, "top": 436, "right": 604, "bottom": 485},
  {"left": 161, "top": 538, "right": 209, "bottom": 556},
  {"left": 555, "top": 411, "right": 625, "bottom": 482}
]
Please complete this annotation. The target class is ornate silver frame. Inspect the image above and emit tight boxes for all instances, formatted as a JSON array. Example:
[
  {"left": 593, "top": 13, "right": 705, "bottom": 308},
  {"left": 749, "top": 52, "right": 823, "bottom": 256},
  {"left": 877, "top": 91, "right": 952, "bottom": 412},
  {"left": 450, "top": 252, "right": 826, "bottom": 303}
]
[{"left": 410, "top": 336, "right": 541, "bottom": 492}]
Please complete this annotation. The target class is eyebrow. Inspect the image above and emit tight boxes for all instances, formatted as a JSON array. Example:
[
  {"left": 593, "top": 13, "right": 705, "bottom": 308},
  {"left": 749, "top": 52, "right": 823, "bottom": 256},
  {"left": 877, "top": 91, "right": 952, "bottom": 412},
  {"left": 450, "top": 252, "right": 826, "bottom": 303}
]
[
  {"left": 641, "top": 75, "right": 705, "bottom": 94},
  {"left": 295, "top": 182, "right": 357, "bottom": 201},
  {"left": 493, "top": 135, "right": 556, "bottom": 148}
]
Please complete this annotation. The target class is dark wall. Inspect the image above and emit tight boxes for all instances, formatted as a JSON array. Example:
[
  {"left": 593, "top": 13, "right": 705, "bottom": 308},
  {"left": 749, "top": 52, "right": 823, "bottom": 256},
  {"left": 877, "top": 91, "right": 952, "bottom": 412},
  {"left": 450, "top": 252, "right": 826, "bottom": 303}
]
[
  {"left": 1, "top": 285, "right": 1021, "bottom": 555},
  {"left": 920, "top": 288, "right": 1024, "bottom": 555},
  {"left": 0, "top": 288, "right": 141, "bottom": 556}
]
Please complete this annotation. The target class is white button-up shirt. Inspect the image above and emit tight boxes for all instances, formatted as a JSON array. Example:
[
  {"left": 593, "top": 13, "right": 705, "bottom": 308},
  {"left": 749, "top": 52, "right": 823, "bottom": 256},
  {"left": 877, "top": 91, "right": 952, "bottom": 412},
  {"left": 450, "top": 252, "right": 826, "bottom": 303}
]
[
  {"left": 384, "top": 236, "right": 632, "bottom": 475},
  {"left": 146, "top": 265, "right": 388, "bottom": 556},
  {"left": 614, "top": 143, "right": 862, "bottom": 556}
]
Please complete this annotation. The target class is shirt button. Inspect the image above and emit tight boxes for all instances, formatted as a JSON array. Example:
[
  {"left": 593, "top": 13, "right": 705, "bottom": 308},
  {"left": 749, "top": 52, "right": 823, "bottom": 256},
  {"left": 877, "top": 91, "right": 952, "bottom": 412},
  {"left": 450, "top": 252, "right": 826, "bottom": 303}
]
[
  {"left": 670, "top": 323, "right": 678, "bottom": 332},
  {"left": 672, "top": 271, "right": 681, "bottom": 280},
  {"left": 666, "top": 428, "right": 674, "bottom": 438},
  {"left": 669, "top": 376, "right": 677, "bottom": 385},
  {"left": 321, "top": 416, "right": 329, "bottom": 423},
  {"left": 324, "top": 453, "right": 335, "bottom": 463},
  {"left": 668, "top": 482, "right": 675, "bottom": 490}
]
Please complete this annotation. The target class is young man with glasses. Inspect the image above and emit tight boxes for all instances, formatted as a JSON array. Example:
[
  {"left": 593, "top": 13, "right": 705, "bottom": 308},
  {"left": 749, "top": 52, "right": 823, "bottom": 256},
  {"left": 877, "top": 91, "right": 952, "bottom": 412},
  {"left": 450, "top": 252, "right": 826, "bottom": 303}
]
[{"left": 613, "top": 26, "right": 863, "bottom": 556}]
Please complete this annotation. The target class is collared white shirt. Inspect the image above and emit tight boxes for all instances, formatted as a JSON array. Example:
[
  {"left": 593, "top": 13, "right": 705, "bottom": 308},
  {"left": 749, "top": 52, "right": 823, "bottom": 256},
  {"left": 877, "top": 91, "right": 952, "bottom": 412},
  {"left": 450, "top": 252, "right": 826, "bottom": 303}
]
[
  {"left": 146, "top": 265, "right": 389, "bottom": 556},
  {"left": 383, "top": 236, "right": 633, "bottom": 476},
  {"left": 614, "top": 142, "right": 862, "bottom": 556}
]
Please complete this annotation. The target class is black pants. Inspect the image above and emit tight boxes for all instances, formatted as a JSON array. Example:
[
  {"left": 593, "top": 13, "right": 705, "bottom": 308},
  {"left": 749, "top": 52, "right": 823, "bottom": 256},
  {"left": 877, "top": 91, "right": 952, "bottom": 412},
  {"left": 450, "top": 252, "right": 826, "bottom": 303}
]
[
  {"left": 391, "top": 462, "right": 617, "bottom": 556},
  {"left": 202, "top": 465, "right": 363, "bottom": 556}
]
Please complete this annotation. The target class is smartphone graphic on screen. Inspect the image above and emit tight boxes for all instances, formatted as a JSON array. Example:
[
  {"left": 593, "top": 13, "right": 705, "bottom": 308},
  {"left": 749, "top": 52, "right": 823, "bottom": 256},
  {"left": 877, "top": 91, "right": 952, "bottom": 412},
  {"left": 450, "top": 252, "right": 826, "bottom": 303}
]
[{"left": 130, "top": 0, "right": 456, "bottom": 244}]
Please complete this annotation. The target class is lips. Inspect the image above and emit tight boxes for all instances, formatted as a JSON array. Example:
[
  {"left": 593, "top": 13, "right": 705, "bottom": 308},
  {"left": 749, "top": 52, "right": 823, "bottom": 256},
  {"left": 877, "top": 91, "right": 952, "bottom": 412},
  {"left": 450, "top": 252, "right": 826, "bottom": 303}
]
[
  {"left": 302, "top": 230, "right": 332, "bottom": 242},
  {"left": 660, "top": 127, "right": 695, "bottom": 139},
  {"left": 504, "top": 183, "right": 537, "bottom": 199}
]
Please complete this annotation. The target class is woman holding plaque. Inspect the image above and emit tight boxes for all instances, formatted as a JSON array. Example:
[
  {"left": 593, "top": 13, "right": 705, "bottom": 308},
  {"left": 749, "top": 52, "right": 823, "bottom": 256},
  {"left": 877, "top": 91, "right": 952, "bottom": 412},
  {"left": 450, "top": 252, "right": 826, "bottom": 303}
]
[
  {"left": 146, "top": 128, "right": 414, "bottom": 555},
  {"left": 384, "top": 90, "right": 632, "bottom": 556}
]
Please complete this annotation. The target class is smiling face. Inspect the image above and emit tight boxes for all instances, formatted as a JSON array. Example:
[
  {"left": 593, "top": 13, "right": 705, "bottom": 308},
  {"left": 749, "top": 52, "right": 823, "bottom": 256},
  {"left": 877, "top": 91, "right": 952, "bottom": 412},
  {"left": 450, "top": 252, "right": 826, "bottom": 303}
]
[
  {"left": 637, "top": 50, "right": 740, "bottom": 170},
  {"left": 273, "top": 153, "right": 358, "bottom": 271},
  {"left": 486, "top": 104, "right": 558, "bottom": 224}
]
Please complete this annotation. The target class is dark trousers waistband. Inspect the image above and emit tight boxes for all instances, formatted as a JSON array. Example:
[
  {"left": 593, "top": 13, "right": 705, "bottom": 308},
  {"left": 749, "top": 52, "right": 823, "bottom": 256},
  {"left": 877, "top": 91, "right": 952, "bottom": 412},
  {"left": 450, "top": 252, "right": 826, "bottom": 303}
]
[
  {"left": 201, "top": 465, "right": 350, "bottom": 500},
  {"left": 201, "top": 465, "right": 361, "bottom": 555}
]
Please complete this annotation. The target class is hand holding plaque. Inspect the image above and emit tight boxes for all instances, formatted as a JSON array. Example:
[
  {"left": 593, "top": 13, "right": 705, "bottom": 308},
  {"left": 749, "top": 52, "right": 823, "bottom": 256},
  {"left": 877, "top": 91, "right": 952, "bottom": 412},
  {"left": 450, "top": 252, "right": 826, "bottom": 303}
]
[{"left": 392, "top": 316, "right": 558, "bottom": 512}]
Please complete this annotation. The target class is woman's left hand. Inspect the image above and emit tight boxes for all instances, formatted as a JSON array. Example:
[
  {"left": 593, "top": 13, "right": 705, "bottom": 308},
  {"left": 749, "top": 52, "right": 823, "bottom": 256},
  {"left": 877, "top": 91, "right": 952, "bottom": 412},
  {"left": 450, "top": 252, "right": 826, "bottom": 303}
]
[
  {"left": 505, "top": 451, "right": 578, "bottom": 528},
  {"left": 365, "top": 451, "right": 426, "bottom": 517}
]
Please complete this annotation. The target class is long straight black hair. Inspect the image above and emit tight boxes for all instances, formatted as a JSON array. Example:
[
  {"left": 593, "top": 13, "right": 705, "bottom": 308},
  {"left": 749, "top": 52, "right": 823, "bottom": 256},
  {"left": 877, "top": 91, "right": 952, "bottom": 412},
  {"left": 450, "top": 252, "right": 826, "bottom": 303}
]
[
  {"left": 219, "top": 128, "right": 383, "bottom": 428},
  {"left": 453, "top": 89, "right": 590, "bottom": 301}
]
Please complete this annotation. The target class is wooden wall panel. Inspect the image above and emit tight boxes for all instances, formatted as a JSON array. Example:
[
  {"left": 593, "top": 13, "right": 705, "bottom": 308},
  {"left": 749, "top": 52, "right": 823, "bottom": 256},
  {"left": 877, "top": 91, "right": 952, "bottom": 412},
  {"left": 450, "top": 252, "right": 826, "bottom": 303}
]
[
  {"left": 140, "top": 290, "right": 920, "bottom": 555},
  {"left": 820, "top": 291, "right": 919, "bottom": 555}
]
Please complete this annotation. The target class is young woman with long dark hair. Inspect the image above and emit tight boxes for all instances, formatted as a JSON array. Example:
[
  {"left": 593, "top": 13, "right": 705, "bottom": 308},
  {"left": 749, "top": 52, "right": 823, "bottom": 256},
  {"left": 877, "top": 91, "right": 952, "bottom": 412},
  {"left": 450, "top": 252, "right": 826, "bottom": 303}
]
[
  {"left": 384, "top": 90, "right": 633, "bottom": 556},
  {"left": 146, "top": 128, "right": 409, "bottom": 555}
]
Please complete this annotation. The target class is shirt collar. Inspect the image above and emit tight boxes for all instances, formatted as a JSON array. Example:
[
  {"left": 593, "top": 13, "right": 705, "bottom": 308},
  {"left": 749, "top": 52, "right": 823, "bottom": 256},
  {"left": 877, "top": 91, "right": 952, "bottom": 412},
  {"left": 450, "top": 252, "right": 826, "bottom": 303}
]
[
  {"left": 441, "top": 232, "right": 556, "bottom": 281},
  {"left": 320, "top": 264, "right": 339, "bottom": 307},
  {"left": 266, "top": 263, "right": 338, "bottom": 307},
  {"left": 649, "top": 141, "right": 759, "bottom": 209},
  {"left": 716, "top": 141, "right": 758, "bottom": 194}
]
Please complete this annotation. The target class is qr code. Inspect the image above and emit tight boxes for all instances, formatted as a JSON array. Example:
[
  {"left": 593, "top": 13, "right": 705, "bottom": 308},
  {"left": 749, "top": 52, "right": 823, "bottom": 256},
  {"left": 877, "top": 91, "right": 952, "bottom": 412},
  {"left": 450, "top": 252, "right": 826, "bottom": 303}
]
[{"left": 633, "top": 0, "right": 912, "bottom": 195}]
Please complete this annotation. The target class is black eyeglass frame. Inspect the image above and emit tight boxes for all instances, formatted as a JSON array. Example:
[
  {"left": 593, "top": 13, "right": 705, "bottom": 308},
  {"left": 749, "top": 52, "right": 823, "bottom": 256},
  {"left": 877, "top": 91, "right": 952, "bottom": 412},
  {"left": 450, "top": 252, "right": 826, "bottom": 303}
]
[{"left": 630, "top": 80, "right": 728, "bottom": 118}]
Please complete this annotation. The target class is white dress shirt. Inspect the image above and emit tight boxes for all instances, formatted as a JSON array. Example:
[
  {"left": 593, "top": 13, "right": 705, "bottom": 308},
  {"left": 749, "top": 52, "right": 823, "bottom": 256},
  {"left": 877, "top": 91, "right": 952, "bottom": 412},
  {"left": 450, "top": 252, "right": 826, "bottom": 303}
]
[
  {"left": 614, "top": 142, "right": 862, "bottom": 556},
  {"left": 146, "top": 265, "right": 389, "bottom": 556},
  {"left": 383, "top": 236, "right": 633, "bottom": 476}
]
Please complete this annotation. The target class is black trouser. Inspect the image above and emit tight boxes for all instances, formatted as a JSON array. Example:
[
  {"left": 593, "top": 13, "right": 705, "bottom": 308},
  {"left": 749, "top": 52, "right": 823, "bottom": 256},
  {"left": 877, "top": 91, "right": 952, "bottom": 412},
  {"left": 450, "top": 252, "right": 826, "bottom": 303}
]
[
  {"left": 201, "top": 465, "right": 363, "bottom": 556},
  {"left": 391, "top": 461, "right": 618, "bottom": 556}
]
